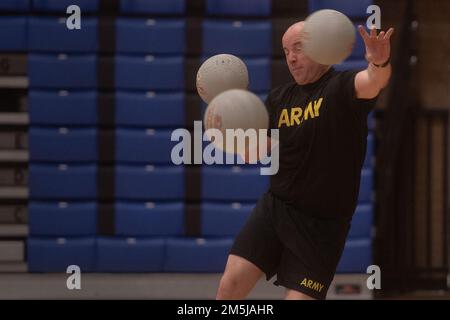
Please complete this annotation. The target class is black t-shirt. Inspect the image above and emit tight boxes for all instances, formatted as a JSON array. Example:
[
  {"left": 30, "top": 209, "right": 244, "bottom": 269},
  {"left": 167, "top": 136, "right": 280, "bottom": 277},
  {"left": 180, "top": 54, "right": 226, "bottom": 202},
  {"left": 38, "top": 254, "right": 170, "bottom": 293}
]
[{"left": 266, "top": 67, "right": 376, "bottom": 219}]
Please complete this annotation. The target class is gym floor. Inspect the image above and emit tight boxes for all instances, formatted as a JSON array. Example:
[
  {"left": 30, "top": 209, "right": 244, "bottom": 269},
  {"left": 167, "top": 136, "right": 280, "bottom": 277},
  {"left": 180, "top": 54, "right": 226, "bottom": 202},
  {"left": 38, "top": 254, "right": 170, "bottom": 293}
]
[
  {"left": 0, "top": 273, "right": 283, "bottom": 300},
  {"left": 1, "top": 273, "right": 449, "bottom": 300}
]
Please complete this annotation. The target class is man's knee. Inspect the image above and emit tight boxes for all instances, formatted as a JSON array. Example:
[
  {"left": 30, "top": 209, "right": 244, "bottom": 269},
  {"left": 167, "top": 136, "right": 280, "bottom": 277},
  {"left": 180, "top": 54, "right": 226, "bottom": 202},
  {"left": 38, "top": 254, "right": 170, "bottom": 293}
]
[
  {"left": 216, "top": 274, "right": 240, "bottom": 299},
  {"left": 216, "top": 255, "right": 264, "bottom": 299}
]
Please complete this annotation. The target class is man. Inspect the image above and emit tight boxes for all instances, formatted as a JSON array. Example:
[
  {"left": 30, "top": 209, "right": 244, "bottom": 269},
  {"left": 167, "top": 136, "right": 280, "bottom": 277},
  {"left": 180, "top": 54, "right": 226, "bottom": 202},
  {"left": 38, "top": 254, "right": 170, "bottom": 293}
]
[{"left": 216, "top": 21, "right": 394, "bottom": 300}]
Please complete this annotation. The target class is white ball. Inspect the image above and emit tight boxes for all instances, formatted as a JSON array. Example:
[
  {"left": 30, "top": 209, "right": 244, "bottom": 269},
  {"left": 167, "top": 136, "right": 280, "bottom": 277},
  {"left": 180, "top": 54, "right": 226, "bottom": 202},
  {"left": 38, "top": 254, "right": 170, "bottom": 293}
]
[
  {"left": 196, "top": 54, "right": 249, "bottom": 104},
  {"left": 204, "top": 89, "right": 268, "bottom": 154},
  {"left": 302, "top": 9, "right": 356, "bottom": 65}
]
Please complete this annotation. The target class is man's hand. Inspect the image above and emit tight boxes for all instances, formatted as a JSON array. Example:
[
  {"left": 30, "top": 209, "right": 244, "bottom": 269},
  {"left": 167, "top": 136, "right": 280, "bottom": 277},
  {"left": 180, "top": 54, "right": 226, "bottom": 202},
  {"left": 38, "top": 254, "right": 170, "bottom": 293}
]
[
  {"left": 358, "top": 25, "right": 394, "bottom": 66},
  {"left": 355, "top": 25, "right": 394, "bottom": 99}
]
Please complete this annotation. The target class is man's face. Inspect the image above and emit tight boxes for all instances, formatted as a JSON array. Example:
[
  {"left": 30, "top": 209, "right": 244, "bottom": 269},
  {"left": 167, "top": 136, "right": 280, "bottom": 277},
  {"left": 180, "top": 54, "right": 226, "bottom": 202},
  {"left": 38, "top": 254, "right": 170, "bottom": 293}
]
[{"left": 282, "top": 23, "right": 325, "bottom": 85}]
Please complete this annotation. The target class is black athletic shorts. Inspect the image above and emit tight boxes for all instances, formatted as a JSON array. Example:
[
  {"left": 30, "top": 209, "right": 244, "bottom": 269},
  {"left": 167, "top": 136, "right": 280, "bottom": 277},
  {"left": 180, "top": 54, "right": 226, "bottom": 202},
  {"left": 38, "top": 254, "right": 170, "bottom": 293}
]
[{"left": 229, "top": 191, "right": 351, "bottom": 300}]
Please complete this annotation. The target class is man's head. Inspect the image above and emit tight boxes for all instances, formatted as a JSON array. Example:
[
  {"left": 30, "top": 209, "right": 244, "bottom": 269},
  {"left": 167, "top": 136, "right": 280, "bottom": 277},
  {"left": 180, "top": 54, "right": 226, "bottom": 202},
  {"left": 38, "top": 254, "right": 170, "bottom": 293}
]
[{"left": 282, "top": 21, "right": 330, "bottom": 85}]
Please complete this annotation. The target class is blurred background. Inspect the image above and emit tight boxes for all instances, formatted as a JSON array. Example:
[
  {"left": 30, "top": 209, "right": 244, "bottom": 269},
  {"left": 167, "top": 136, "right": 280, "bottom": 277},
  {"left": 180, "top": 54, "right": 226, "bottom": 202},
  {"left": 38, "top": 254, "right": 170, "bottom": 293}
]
[{"left": 0, "top": 0, "right": 448, "bottom": 299}]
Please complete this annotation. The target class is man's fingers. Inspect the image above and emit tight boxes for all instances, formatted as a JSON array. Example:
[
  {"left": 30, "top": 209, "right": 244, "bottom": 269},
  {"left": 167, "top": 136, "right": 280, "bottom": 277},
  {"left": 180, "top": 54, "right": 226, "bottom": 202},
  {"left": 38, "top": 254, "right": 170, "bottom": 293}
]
[
  {"left": 378, "top": 31, "right": 385, "bottom": 39},
  {"left": 369, "top": 26, "right": 377, "bottom": 38},
  {"left": 384, "top": 28, "right": 395, "bottom": 40},
  {"left": 358, "top": 25, "right": 370, "bottom": 41}
]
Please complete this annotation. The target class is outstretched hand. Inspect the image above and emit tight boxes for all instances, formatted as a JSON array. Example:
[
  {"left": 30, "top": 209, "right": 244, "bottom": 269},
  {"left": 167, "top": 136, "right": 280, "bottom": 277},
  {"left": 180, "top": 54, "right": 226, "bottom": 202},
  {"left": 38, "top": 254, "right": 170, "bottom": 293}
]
[{"left": 358, "top": 25, "right": 394, "bottom": 66}]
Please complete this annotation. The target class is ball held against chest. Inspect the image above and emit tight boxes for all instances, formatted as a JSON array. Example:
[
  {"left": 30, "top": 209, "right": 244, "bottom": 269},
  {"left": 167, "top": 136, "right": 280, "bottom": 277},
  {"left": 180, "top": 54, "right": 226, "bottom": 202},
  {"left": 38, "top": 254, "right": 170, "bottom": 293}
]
[{"left": 204, "top": 89, "right": 269, "bottom": 154}]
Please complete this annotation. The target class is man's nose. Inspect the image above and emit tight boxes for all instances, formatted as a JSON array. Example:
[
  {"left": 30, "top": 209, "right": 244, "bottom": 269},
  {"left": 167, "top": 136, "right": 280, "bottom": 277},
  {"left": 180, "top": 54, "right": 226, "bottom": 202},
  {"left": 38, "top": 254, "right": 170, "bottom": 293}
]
[{"left": 288, "top": 52, "right": 297, "bottom": 64}]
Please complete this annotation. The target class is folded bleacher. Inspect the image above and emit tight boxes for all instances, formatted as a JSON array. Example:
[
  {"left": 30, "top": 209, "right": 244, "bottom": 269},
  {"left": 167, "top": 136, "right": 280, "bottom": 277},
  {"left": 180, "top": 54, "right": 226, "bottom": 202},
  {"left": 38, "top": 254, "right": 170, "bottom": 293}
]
[{"left": 0, "top": 0, "right": 376, "bottom": 276}]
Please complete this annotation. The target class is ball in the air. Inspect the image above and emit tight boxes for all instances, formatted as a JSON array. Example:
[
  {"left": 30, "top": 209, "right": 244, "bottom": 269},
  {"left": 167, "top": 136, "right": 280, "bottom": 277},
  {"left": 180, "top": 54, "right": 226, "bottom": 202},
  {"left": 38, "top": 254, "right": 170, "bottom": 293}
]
[
  {"left": 196, "top": 54, "right": 249, "bottom": 104},
  {"left": 302, "top": 9, "right": 356, "bottom": 65},
  {"left": 204, "top": 89, "right": 268, "bottom": 154}
]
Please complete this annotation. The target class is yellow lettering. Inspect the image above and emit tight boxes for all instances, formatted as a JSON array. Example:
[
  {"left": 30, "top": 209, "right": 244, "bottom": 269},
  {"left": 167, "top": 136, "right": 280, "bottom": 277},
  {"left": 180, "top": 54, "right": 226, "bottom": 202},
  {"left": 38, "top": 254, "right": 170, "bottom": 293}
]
[
  {"left": 278, "top": 109, "right": 290, "bottom": 128},
  {"left": 290, "top": 107, "right": 302, "bottom": 126},
  {"left": 307, "top": 280, "right": 313, "bottom": 288},
  {"left": 313, "top": 98, "right": 323, "bottom": 117},
  {"left": 312, "top": 282, "right": 320, "bottom": 291},
  {"left": 318, "top": 284, "right": 324, "bottom": 292},
  {"left": 300, "top": 278, "right": 308, "bottom": 286},
  {"left": 303, "top": 102, "right": 314, "bottom": 120}
]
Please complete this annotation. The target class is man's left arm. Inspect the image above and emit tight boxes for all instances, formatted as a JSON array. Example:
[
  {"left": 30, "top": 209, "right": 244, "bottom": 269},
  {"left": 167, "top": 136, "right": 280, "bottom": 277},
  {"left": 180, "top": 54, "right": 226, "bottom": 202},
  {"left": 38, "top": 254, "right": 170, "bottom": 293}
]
[{"left": 355, "top": 25, "right": 395, "bottom": 99}]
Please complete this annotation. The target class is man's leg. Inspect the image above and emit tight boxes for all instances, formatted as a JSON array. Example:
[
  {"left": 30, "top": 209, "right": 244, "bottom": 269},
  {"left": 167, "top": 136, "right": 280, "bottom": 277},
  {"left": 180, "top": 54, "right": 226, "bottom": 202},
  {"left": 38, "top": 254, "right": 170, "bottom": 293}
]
[{"left": 216, "top": 254, "right": 264, "bottom": 300}]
